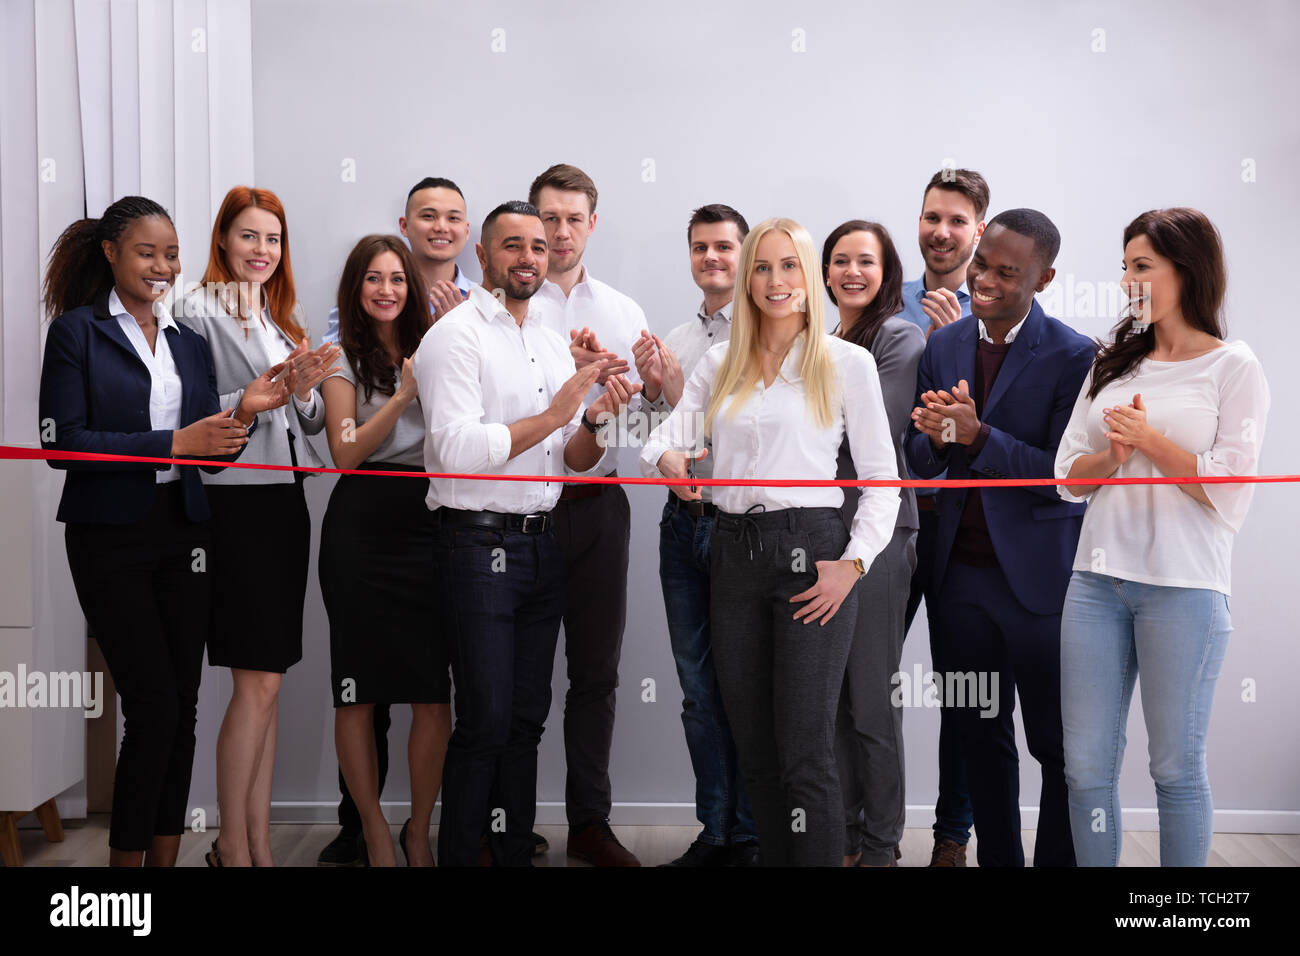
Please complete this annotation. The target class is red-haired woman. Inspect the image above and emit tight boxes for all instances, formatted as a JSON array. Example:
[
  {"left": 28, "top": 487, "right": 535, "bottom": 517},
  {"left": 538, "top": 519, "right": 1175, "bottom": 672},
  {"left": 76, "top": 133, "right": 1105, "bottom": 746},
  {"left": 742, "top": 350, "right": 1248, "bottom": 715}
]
[
  {"left": 318, "top": 234, "right": 449, "bottom": 866},
  {"left": 38, "top": 196, "right": 292, "bottom": 866},
  {"left": 178, "top": 186, "right": 340, "bottom": 867}
]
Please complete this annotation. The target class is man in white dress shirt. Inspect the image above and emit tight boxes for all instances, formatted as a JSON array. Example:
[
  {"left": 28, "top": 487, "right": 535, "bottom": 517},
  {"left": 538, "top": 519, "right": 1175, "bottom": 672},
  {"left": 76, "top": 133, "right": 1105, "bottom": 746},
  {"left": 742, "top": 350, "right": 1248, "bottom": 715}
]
[
  {"left": 413, "top": 200, "right": 639, "bottom": 867},
  {"left": 527, "top": 164, "right": 649, "bottom": 866}
]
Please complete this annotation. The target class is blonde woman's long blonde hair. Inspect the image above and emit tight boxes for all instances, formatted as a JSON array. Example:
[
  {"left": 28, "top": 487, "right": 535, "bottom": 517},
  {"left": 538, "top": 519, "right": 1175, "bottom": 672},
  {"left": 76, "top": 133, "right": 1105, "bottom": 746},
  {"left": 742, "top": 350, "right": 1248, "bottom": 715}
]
[{"left": 704, "top": 217, "right": 839, "bottom": 435}]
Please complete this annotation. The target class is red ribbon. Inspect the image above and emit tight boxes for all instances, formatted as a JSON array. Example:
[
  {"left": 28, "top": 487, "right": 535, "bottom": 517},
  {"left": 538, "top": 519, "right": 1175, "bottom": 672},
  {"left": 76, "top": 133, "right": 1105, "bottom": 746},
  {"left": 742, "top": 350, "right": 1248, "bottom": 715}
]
[{"left": 2, "top": 445, "right": 1295, "bottom": 488}]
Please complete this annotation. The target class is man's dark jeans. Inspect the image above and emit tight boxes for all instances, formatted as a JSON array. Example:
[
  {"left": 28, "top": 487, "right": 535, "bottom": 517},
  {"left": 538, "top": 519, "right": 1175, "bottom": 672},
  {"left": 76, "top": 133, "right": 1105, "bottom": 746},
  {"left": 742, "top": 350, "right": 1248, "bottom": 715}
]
[
  {"left": 434, "top": 522, "right": 565, "bottom": 867},
  {"left": 659, "top": 497, "right": 755, "bottom": 846}
]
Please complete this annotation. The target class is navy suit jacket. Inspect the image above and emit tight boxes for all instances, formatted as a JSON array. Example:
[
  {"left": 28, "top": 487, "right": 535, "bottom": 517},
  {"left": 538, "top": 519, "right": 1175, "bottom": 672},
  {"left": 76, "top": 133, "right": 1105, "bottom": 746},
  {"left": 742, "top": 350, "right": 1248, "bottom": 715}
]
[
  {"left": 39, "top": 292, "right": 251, "bottom": 524},
  {"left": 904, "top": 300, "right": 1095, "bottom": 615}
]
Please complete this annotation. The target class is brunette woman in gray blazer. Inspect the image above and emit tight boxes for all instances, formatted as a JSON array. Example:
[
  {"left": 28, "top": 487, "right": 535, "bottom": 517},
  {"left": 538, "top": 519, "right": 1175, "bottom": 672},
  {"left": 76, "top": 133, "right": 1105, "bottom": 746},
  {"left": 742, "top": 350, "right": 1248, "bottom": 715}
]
[{"left": 823, "top": 220, "right": 925, "bottom": 867}]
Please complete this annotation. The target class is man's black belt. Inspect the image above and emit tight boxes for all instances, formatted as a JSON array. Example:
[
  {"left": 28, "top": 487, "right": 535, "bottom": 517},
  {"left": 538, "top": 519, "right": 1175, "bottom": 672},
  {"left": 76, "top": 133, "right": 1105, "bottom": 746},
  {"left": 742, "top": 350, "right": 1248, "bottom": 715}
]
[{"left": 436, "top": 507, "right": 552, "bottom": 534}]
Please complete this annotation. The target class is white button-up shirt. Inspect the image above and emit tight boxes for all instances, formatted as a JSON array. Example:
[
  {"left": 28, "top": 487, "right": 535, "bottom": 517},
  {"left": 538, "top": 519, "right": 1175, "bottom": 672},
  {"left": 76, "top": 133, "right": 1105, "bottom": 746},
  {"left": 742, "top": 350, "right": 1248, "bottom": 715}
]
[
  {"left": 641, "top": 330, "right": 900, "bottom": 565},
  {"left": 413, "top": 283, "right": 599, "bottom": 514},
  {"left": 109, "top": 289, "right": 182, "bottom": 483},
  {"left": 532, "top": 266, "right": 648, "bottom": 401},
  {"left": 977, "top": 307, "right": 1030, "bottom": 345},
  {"left": 532, "top": 266, "right": 648, "bottom": 474}
]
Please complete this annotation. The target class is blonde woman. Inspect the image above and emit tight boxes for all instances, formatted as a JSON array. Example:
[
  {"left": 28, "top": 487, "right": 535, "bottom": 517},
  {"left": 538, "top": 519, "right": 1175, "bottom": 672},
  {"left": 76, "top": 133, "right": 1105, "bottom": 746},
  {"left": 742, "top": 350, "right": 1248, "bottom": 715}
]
[{"left": 641, "top": 218, "right": 900, "bottom": 866}]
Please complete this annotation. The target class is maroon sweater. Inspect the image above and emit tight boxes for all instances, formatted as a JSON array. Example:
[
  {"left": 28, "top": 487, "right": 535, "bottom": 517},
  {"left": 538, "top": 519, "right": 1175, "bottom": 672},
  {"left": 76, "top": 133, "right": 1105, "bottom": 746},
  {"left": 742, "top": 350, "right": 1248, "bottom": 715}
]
[{"left": 951, "top": 339, "right": 1013, "bottom": 567}]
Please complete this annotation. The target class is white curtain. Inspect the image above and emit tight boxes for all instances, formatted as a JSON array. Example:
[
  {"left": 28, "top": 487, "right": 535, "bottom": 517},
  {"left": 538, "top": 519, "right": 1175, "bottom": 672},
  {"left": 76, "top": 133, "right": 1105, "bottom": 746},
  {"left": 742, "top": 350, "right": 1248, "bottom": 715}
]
[{"left": 0, "top": 0, "right": 254, "bottom": 819}]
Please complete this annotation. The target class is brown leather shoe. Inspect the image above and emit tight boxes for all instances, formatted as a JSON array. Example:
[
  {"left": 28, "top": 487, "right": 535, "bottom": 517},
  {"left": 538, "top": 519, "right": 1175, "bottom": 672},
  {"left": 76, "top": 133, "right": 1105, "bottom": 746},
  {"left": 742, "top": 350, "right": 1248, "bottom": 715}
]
[
  {"left": 567, "top": 822, "right": 641, "bottom": 867},
  {"left": 928, "top": 838, "right": 967, "bottom": 867}
]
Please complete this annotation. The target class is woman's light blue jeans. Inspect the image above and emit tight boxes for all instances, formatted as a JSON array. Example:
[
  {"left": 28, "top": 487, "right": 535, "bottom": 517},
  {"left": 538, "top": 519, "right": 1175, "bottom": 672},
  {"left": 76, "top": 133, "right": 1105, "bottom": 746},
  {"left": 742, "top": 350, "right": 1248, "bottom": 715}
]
[{"left": 1060, "top": 570, "right": 1231, "bottom": 867}]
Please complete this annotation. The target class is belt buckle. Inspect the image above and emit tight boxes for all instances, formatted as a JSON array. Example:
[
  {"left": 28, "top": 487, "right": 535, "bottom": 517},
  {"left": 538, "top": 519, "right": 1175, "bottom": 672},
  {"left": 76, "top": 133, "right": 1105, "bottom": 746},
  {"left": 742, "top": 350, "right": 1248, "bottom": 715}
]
[{"left": 521, "top": 513, "right": 547, "bottom": 534}]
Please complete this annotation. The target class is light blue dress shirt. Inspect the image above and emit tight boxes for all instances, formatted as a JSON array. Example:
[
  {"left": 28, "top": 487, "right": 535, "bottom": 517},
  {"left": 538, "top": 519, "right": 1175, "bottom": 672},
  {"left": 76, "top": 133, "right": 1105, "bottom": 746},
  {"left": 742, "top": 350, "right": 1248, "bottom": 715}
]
[{"left": 897, "top": 276, "right": 972, "bottom": 496}]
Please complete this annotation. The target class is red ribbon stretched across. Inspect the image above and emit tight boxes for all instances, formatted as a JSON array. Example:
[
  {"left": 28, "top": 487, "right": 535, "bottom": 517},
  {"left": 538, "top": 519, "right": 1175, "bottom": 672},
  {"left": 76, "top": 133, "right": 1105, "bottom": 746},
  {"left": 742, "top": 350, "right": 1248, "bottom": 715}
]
[{"left": 2, "top": 445, "right": 1296, "bottom": 488}]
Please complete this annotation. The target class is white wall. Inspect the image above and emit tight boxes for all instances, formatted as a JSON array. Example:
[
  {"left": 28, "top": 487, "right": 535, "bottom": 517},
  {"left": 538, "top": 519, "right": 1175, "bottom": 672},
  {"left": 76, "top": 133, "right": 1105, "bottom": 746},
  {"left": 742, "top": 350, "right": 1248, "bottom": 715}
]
[
  {"left": 2, "top": 0, "right": 1297, "bottom": 832},
  {"left": 238, "top": 0, "right": 1300, "bottom": 829}
]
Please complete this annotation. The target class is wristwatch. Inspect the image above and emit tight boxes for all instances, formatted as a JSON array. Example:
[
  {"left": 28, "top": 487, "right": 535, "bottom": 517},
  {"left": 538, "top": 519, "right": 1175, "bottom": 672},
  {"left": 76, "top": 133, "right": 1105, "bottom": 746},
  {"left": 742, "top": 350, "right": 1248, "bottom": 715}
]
[
  {"left": 580, "top": 409, "right": 603, "bottom": 434},
  {"left": 852, "top": 557, "right": 867, "bottom": 577}
]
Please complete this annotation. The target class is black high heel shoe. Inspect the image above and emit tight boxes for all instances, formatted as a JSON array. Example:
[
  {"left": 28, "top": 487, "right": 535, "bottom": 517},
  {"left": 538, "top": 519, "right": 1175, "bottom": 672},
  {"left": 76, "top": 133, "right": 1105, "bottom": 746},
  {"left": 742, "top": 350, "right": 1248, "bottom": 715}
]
[
  {"left": 398, "top": 819, "right": 411, "bottom": 867},
  {"left": 205, "top": 839, "right": 224, "bottom": 868}
]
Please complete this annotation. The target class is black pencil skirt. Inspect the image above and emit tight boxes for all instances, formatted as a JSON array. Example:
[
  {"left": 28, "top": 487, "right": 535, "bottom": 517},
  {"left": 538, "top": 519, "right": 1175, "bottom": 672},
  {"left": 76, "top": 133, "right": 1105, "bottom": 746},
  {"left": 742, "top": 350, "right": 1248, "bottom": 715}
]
[
  {"left": 318, "top": 464, "right": 450, "bottom": 706},
  {"left": 205, "top": 480, "right": 310, "bottom": 674}
]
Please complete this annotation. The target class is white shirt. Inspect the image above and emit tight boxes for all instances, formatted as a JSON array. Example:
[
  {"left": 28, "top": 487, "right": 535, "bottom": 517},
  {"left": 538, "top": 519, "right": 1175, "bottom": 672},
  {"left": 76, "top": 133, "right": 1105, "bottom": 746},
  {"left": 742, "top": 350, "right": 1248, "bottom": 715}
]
[
  {"left": 532, "top": 266, "right": 648, "bottom": 474},
  {"left": 413, "top": 283, "right": 601, "bottom": 514},
  {"left": 109, "top": 289, "right": 182, "bottom": 483},
  {"left": 245, "top": 308, "right": 318, "bottom": 431},
  {"left": 1055, "top": 340, "right": 1269, "bottom": 595},
  {"left": 643, "top": 302, "right": 733, "bottom": 498},
  {"left": 977, "top": 307, "right": 1030, "bottom": 344},
  {"left": 640, "top": 331, "right": 900, "bottom": 565}
]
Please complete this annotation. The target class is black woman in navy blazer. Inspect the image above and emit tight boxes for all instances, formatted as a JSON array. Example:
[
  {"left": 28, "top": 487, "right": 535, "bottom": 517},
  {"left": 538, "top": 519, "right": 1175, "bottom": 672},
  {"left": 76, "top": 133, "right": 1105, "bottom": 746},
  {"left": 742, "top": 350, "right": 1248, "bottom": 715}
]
[{"left": 37, "top": 196, "right": 292, "bottom": 867}]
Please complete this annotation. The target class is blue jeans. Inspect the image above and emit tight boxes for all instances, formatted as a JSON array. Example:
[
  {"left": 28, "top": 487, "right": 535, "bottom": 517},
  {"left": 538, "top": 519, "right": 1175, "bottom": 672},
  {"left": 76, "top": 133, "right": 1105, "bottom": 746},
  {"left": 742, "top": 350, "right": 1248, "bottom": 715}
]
[
  {"left": 433, "top": 522, "right": 565, "bottom": 867},
  {"left": 659, "top": 499, "right": 756, "bottom": 846},
  {"left": 1060, "top": 570, "right": 1231, "bottom": 867}
]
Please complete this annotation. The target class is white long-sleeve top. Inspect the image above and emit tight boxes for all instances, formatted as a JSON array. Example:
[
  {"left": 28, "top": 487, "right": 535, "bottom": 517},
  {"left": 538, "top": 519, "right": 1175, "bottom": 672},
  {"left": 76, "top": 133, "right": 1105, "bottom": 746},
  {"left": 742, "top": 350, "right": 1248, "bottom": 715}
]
[
  {"left": 412, "top": 283, "right": 602, "bottom": 514},
  {"left": 1054, "top": 340, "right": 1270, "bottom": 595},
  {"left": 640, "top": 330, "right": 900, "bottom": 566}
]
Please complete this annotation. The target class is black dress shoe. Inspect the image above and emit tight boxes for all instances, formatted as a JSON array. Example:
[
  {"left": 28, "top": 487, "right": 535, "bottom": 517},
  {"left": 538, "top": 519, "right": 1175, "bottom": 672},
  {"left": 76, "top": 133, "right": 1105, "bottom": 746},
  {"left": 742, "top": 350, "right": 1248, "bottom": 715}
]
[
  {"left": 317, "top": 829, "right": 366, "bottom": 867},
  {"left": 660, "top": 839, "right": 734, "bottom": 867},
  {"left": 725, "top": 841, "right": 761, "bottom": 867},
  {"left": 532, "top": 831, "right": 549, "bottom": 856},
  {"left": 399, "top": 820, "right": 411, "bottom": 867}
]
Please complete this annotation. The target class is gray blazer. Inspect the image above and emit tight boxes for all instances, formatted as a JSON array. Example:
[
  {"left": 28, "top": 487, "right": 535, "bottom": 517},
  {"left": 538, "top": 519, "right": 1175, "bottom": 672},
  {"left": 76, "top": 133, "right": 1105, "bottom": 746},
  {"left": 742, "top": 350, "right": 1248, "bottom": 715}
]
[
  {"left": 837, "top": 316, "right": 926, "bottom": 531},
  {"left": 176, "top": 288, "right": 326, "bottom": 484}
]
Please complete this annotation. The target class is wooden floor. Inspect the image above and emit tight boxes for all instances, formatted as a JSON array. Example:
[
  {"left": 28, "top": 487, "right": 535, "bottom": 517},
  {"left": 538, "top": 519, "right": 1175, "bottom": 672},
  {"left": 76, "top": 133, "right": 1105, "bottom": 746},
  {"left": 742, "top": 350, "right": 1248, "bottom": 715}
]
[{"left": 9, "top": 815, "right": 1300, "bottom": 866}]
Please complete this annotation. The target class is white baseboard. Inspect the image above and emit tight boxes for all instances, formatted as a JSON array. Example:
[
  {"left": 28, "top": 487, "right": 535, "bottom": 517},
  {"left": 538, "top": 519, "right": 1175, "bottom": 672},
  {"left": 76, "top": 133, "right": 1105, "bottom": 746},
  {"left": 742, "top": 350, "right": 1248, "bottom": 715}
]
[{"left": 252, "top": 801, "right": 1300, "bottom": 834}]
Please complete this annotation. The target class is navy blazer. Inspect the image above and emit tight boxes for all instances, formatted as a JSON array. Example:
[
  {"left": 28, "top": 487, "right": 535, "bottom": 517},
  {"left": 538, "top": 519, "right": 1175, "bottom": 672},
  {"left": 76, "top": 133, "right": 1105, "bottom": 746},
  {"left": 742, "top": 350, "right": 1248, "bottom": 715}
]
[
  {"left": 904, "top": 300, "right": 1095, "bottom": 615},
  {"left": 38, "top": 292, "right": 252, "bottom": 524}
]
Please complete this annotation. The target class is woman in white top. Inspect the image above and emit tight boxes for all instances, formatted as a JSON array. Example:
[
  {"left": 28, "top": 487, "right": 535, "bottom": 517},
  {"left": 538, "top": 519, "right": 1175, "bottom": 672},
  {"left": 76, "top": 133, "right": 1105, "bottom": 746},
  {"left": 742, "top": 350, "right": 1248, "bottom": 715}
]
[
  {"left": 319, "top": 234, "right": 449, "bottom": 867},
  {"left": 179, "top": 186, "right": 340, "bottom": 867},
  {"left": 1055, "top": 207, "right": 1270, "bottom": 866},
  {"left": 641, "top": 217, "right": 900, "bottom": 866}
]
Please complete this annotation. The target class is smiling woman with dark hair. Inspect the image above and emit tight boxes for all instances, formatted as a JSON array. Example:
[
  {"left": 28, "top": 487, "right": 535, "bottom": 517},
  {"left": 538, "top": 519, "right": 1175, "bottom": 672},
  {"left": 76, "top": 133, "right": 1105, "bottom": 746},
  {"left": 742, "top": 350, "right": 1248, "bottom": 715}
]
[
  {"left": 318, "top": 234, "right": 448, "bottom": 867},
  {"left": 1056, "top": 207, "right": 1271, "bottom": 867},
  {"left": 822, "top": 219, "right": 924, "bottom": 867}
]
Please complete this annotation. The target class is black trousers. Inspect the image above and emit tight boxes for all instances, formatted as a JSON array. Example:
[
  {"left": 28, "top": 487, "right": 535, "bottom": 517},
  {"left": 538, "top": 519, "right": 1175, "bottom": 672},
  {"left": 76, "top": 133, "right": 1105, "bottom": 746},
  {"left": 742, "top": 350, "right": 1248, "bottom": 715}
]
[
  {"left": 64, "top": 482, "right": 209, "bottom": 852},
  {"left": 434, "top": 523, "right": 566, "bottom": 866},
  {"left": 710, "top": 507, "right": 857, "bottom": 867},
  {"left": 337, "top": 704, "right": 392, "bottom": 834},
  {"left": 930, "top": 560, "right": 1076, "bottom": 867},
  {"left": 553, "top": 486, "right": 631, "bottom": 827}
]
